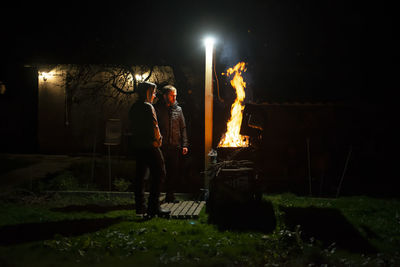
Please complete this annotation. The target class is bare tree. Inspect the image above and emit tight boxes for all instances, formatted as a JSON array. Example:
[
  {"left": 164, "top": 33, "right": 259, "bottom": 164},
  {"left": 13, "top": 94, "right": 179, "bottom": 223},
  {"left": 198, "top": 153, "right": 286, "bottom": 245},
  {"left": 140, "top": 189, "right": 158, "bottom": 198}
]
[{"left": 63, "top": 64, "right": 155, "bottom": 112}]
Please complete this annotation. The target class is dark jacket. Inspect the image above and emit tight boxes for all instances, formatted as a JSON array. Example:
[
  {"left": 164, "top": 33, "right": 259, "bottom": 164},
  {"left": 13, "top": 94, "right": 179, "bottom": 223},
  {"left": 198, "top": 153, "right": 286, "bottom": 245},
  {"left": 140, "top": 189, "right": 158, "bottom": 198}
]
[
  {"left": 155, "top": 101, "right": 188, "bottom": 148},
  {"left": 129, "top": 101, "right": 162, "bottom": 149}
]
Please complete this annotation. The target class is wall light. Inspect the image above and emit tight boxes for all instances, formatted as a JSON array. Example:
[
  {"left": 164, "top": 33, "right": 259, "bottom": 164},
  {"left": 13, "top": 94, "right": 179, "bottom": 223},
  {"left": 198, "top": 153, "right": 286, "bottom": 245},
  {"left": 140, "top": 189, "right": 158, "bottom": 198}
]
[
  {"left": 135, "top": 72, "right": 150, "bottom": 82},
  {"left": 39, "top": 71, "right": 52, "bottom": 82},
  {"left": 0, "top": 81, "right": 6, "bottom": 94},
  {"left": 135, "top": 74, "right": 142, "bottom": 81}
]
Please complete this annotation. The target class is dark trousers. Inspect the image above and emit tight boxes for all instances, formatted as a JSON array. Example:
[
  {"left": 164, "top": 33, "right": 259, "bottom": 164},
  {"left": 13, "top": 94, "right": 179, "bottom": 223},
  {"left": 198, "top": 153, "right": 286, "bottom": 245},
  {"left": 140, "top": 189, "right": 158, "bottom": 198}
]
[
  {"left": 161, "top": 146, "right": 181, "bottom": 196},
  {"left": 134, "top": 147, "right": 166, "bottom": 210}
]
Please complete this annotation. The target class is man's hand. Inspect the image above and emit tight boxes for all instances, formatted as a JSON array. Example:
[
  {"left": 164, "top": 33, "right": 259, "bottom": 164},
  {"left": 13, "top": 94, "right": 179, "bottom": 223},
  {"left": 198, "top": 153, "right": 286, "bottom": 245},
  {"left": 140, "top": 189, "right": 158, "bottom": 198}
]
[
  {"left": 153, "top": 139, "right": 162, "bottom": 148},
  {"left": 182, "top": 147, "right": 188, "bottom": 155}
]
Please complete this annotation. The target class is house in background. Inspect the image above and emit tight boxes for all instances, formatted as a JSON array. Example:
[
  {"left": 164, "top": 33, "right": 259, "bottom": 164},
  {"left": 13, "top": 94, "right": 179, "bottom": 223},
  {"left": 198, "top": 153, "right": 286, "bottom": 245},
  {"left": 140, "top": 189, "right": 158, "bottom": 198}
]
[{"left": 0, "top": 64, "right": 176, "bottom": 156}]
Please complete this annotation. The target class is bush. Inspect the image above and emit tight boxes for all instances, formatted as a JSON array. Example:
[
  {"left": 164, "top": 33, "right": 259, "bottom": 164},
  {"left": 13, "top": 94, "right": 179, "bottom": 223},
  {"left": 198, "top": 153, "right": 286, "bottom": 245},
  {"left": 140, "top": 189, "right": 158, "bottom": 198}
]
[
  {"left": 46, "top": 171, "right": 81, "bottom": 191},
  {"left": 113, "top": 178, "right": 131, "bottom": 192}
]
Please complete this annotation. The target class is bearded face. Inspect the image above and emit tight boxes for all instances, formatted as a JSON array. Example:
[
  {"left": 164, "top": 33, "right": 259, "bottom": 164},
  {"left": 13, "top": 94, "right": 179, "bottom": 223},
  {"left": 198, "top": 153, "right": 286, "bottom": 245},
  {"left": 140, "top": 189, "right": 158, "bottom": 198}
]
[{"left": 164, "top": 90, "right": 177, "bottom": 106}]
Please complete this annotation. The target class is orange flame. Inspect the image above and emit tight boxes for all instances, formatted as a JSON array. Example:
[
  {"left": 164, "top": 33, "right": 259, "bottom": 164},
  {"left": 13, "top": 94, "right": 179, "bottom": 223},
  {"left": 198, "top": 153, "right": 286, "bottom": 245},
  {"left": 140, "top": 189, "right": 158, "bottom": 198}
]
[{"left": 218, "top": 62, "right": 249, "bottom": 147}]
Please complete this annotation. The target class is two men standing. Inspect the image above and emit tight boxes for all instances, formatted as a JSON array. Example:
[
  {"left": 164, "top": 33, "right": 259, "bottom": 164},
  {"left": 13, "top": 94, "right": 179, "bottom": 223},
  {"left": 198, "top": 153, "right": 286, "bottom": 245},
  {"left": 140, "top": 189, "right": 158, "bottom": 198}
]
[{"left": 129, "top": 82, "right": 188, "bottom": 217}]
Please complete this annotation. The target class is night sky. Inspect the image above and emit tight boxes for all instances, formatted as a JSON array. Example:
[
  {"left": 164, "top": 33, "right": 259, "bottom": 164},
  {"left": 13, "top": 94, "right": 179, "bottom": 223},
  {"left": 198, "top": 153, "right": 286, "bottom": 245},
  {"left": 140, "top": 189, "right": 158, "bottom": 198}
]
[{"left": 1, "top": 1, "right": 397, "bottom": 103}]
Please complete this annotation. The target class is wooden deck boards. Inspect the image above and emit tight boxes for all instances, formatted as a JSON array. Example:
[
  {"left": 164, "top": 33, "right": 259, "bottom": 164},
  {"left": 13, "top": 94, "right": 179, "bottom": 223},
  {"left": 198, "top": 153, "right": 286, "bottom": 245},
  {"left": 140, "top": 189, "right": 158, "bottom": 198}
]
[{"left": 161, "top": 201, "right": 206, "bottom": 219}]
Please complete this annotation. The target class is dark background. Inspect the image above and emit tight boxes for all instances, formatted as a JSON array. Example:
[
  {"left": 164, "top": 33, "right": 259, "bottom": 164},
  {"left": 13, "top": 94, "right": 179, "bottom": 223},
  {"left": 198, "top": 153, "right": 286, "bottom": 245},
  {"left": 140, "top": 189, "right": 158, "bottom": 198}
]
[{"left": 1, "top": 1, "right": 397, "bottom": 103}]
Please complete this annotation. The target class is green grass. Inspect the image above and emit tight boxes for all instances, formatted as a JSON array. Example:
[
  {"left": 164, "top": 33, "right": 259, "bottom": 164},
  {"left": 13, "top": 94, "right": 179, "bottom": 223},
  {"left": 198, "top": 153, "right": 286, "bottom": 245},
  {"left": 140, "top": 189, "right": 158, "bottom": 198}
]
[
  {"left": 265, "top": 193, "right": 400, "bottom": 254},
  {"left": 0, "top": 192, "right": 399, "bottom": 266}
]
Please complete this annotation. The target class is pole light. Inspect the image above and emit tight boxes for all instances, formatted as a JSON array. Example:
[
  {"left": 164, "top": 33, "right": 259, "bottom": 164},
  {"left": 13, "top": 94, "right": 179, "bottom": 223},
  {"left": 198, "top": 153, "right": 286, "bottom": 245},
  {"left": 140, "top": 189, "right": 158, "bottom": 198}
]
[{"left": 204, "top": 36, "right": 215, "bottom": 188}]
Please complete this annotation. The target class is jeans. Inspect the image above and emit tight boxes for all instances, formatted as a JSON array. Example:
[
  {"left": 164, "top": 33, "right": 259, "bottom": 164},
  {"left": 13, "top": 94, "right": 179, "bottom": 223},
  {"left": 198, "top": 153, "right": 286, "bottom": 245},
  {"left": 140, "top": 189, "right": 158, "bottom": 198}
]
[
  {"left": 161, "top": 145, "right": 181, "bottom": 196},
  {"left": 134, "top": 147, "right": 166, "bottom": 210}
]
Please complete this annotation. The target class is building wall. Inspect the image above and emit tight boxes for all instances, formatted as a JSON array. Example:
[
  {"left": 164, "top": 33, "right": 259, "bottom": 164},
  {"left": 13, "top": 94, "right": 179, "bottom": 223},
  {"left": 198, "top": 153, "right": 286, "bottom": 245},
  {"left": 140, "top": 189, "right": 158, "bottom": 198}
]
[
  {"left": 37, "top": 64, "right": 175, "bottom": 155},
  {"left": 37, "top": 67, "right": 69, "bottom": 153}
]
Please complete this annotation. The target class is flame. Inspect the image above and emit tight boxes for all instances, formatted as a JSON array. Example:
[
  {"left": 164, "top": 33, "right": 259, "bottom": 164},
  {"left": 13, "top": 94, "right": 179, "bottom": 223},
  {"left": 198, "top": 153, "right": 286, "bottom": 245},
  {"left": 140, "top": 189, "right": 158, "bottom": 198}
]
[{"left": 218, "top": 62, "right": 249, "bottom": 147}]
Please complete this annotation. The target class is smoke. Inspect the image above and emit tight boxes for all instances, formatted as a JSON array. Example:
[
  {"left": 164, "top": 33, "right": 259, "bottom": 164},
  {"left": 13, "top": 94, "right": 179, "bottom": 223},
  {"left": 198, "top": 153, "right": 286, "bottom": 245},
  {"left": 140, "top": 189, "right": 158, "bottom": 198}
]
[
  {"left": 218, "top": 41, "right": 254, "bottom": 103},
  {"left": 219, "top": 41, "right": 240, "bottom": 68}
]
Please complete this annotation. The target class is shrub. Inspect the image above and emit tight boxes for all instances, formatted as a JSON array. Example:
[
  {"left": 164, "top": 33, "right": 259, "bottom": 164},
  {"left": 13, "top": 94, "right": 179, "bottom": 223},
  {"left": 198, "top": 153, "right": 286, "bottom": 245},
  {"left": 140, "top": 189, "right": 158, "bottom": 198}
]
[
  {"left": 46, "top": 171, "right": 81, "bottom": 191},
  {"left": 113, "top": 178, "right": 131, "bottom": 192}
]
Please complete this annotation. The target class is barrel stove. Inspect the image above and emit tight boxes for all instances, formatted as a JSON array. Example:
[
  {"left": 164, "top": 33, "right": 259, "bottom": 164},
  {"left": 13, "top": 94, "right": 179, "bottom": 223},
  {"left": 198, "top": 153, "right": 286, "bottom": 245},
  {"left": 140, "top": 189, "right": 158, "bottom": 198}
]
[{"left": 206, "top": 147, "right": 262, "bottom": 213}]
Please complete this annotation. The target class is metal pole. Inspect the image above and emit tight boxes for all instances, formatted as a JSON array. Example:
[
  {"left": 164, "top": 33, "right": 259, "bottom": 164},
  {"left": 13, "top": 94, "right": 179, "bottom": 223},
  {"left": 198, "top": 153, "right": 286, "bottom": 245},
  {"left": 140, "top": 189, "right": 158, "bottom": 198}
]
[
  {"left": 91, "top": 129, "right": 97, "bottom": 186},
  {"left": 307, "top": 138, "right": 312, "bottom": 195},
  {"left": 204, "top": 40, "right": 214, "bottom": 189},
  {"left": 336, "top": 145, "right": 352, "bottom": 198},
  {"left": 108, "top": 145, "right": 111, "bottom": 191}
]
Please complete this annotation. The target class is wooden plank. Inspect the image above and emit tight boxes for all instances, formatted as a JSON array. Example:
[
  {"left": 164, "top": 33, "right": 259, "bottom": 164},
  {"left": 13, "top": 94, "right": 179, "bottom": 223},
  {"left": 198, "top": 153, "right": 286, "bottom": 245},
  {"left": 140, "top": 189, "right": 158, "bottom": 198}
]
[
  {"left": 191, "top": 201, "right": 206, "bottom": 218},
  {"left": 180, "top": 201, "right": 196, "bottom": 217},
  {"left": 171, "top": 201, "right": 190, "bottom": 218},
  {"left": 186, "top": 201, "right": 201, "bottom": 218},
  {"left": 170, "top": 201, "right": 188, "bottom": 218},
  {"left": 158, "top": 201, "right": 206, "bottom": 219},
  {"left": 169, "top": 202, "right": 182, "bottom": 215},
  {"left": 179, "top": 201, "right": 195, "bottom": 217}
]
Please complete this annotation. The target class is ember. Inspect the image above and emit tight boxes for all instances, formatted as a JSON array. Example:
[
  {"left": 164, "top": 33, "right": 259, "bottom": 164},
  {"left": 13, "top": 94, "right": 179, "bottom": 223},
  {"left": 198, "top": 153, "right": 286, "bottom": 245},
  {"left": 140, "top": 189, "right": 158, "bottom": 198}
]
[{"left": 218, "top": 62, "right": 249, "bottom": 147}]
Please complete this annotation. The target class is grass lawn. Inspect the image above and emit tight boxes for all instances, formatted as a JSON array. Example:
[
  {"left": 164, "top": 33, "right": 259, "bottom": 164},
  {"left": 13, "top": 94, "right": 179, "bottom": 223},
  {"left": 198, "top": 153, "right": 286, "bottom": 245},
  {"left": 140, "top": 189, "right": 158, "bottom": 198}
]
[{"left": 0, "top": 191, "right": 399, "bottom": 266}]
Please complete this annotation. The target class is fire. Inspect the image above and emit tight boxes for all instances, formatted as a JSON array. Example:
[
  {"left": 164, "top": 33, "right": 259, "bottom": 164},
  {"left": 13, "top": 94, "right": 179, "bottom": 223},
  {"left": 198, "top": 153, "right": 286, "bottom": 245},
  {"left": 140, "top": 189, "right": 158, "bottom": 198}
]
[{"left": 218, "top": 62, "right": 249, "bottom": 147}]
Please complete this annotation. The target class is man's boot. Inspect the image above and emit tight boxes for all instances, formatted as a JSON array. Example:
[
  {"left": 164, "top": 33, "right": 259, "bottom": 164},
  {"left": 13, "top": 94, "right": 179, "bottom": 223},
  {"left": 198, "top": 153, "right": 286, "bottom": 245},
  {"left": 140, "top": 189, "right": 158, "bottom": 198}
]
[
  {"left": 147, "top": 205, "right": 171, "bottom": 217},
  {"left": 147, "top": 196, "right": 170, "bottom": 217},
  {"left": 135, "top": 203, "right": 147, "bottom": 215},
  {"left": 135, "top": 194, "right": 146, "bottom": 215}
]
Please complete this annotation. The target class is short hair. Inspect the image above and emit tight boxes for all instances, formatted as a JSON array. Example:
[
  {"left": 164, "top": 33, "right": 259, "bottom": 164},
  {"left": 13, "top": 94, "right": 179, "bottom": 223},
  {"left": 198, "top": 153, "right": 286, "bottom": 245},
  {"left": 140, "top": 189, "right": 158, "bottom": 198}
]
[
  {"left": 136, "top": 81, "right": 157, "bottom": 98},
  {"left": 161, "top": 85, "right": 177, "bottom": 95}
]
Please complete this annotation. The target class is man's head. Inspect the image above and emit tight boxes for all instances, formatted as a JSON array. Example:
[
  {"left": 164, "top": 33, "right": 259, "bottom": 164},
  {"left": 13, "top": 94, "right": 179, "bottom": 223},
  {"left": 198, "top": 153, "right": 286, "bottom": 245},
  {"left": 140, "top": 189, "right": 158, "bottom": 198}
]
[
  {"left": 136, "top": 82, "right": 157, "bottom": 103},
  {"left": 162, "top": 85, "right": 177, "bottom": 106}
]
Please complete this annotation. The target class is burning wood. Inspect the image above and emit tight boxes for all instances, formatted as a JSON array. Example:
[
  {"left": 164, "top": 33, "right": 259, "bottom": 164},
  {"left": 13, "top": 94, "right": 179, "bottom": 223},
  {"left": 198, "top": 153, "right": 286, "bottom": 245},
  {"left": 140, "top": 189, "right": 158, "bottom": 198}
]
[{"left": 218, "top": 62, "right": 249, "bottom": 148}]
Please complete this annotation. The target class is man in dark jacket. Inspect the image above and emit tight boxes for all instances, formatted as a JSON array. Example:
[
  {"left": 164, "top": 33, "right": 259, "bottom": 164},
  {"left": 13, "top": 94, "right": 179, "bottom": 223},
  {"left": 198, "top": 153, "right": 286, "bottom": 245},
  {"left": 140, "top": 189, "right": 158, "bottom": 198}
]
[
  {"left": 155, "top": 85, "right": 189, "bottom": 202},
  {"left": 129, "top": 81, "right": 170, "bottom": 217}
]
